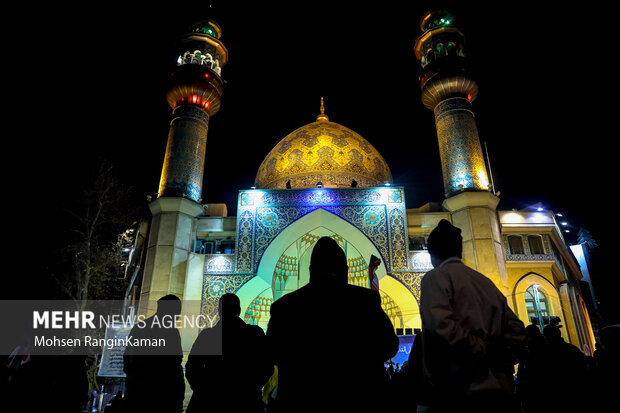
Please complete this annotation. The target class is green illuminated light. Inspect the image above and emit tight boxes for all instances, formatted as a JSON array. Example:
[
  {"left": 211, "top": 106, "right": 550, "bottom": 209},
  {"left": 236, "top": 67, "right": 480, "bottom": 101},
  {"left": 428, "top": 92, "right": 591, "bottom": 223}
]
[{"left": 193, "top": 23, "right": 219, "bottom": 38}]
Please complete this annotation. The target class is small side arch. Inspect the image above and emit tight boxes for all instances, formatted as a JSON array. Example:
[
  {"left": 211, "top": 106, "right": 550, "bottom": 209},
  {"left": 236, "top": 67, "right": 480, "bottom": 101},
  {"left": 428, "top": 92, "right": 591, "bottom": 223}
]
[{"left": 513, "top": 272, "right": 567, "bottom": 339}]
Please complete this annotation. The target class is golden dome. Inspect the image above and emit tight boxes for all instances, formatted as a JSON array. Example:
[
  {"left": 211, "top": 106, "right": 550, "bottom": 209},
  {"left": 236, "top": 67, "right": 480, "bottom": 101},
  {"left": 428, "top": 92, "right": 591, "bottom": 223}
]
[{"left": 255, "top": 107, "right": 392, "bottom": 189}]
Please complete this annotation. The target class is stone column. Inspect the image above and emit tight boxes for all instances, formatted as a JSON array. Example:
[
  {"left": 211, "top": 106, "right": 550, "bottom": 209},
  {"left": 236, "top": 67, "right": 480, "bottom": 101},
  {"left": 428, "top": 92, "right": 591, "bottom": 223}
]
[
  {"left": 138, "top": 197, "right": 204, "bottom": 316},
  {"left": 443, "top": 191, "right": 508, "bottom": 294}
]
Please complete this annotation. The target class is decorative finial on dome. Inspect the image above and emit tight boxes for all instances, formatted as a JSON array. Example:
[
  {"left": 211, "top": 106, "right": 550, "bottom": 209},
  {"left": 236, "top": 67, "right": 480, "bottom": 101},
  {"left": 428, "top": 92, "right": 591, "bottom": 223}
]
[{"left": 316, "top": 96, "right": 329, "bottom": 122}]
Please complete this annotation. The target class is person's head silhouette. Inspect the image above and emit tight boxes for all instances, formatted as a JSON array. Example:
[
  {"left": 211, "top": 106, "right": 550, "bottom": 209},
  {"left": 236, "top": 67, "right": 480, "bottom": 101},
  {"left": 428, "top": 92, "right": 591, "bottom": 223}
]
[
  {"left": 427, "top": 219, "right": 462, "bottom": 268},
  {"left": 156, "top": 294, "right": 182, "bottom": 317},
  {"left": 218, "top": 293, "right": 241, "bottom": 318},
  {"left": 525, "top": 323, "right": 543, "bottom": 339},
  {"left": 543, "top": 324, "right": 562, "bottom": 342},
  {"left": 309, "top": 236, "right": 348, "bottom": 284}
]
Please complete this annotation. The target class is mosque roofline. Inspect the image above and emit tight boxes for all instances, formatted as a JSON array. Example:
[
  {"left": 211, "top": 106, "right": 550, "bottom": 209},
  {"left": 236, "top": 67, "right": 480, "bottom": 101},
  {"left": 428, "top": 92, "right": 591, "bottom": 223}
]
[{"left": 239, "top": 185, "right": 404, "bottom": 193}]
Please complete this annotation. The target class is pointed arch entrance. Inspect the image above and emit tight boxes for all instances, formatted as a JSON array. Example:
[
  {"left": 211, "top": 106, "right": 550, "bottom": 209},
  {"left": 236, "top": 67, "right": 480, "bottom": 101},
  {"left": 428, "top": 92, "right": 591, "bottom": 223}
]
[
  {"left": 513, "top": 273, "right": 567, "bottom": 339},
  {"left": 236, "top": 208, "right": 420, "bottom": 331}
]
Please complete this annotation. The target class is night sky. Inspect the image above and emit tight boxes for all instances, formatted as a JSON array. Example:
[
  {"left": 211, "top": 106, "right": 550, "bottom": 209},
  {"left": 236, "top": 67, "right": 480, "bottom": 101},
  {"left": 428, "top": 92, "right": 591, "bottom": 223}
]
[{"left": 8, "top": 2, "right": 618, "bottom": 321}]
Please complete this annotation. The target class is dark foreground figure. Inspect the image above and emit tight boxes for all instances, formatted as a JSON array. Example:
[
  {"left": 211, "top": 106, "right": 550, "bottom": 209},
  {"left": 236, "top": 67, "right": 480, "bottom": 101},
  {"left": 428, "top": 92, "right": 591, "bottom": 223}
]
[
  {"left": 415, "top": 219, "right": 527, "bottom": 413},
  {"left": 186, "top": 293, "right": 273, "bottom": 412},
  {"left": 266, "top": 236, "right": 399, "bottom": 412},
  {"left": 123, "top": 295, "right": 185, "bottom": 413}
]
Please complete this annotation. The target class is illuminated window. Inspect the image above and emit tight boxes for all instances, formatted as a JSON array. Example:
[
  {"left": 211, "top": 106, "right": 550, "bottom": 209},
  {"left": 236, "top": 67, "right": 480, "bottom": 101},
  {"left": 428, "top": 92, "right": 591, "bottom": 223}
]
[
  {"left": 194, "top": 240, "right": 214, "bottom": 254},
  {"left": 217, "top": 241, "right": 235, "bottom": 254},
  {"left": 525, "top": 285, "right": 551, "bottom": 331},
  {"left": 177, "top": 49, "right": 222, "bottom": 75},
  {"left": 409, "top": 236, "right": 426, "bottom": 250},
  {"left": 528, "top": 235, "right": 545, "bottom": 255},
  {"left": 508, "top": 235, "right": 524, "bottom": 254}
]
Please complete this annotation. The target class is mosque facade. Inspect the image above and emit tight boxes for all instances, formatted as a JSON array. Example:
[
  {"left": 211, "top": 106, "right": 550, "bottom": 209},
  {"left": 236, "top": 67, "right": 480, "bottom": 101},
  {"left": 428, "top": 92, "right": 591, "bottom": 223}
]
[{"left": 130, "top": 13, "right": 597, "bottom": 357}]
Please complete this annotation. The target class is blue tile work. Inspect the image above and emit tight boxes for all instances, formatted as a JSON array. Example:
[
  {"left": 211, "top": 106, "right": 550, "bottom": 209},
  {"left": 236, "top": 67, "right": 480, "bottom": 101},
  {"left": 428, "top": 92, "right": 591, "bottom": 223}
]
[
  {"left": 200, "top": 274, "right": 255, "bottom": 323},
  {"left": 200, "top": 187, "right": 423, "bottom": 321},
  {"left": 158, "top": 105, "right": 210, "bottom": 202},
  {"left": 234, "top": 187, "right": 410, "bottom": 274},
  {"left": 434, "top": 97, "right": 490, "bottom": 197}
]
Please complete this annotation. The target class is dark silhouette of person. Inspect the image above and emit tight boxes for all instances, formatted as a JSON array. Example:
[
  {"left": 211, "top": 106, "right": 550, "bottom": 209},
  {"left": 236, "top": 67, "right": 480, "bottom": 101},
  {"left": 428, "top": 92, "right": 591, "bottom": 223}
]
[
  {"left": 408, "top": 332, "right": 432, "bottom": 410},
  {"left": 539, "top": 324, "right": 587, "bottom": 412},
  {"left": 186, "top": 293, "right": 273, "bottom": 413},
  {"left": 592, "top": 324, "right": 620, "bottom": 411},
  {"left": 123, "top": 294, "right": 185, "bottom": 413},
  {"left": 516, "top": 324, "right": 551, "bottom": 413},
  {"left": 4, "top": 353, "right": 88, "bottom": 413},
  {"left": 417, "top": 219, "right": 526, "bottom": 413},
  {"left": 266, "top": 236, "right": 399, "bottom": 412}
]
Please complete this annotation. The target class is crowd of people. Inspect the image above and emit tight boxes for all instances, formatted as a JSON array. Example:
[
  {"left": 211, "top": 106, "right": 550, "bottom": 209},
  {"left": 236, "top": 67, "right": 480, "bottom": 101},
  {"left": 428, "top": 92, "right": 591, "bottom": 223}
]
[
  {"left": 3, "top": 221, "right": 619, "bottom": 412},
  {"left": 380, "top": 322, "right": 619, "bottom": 412}
]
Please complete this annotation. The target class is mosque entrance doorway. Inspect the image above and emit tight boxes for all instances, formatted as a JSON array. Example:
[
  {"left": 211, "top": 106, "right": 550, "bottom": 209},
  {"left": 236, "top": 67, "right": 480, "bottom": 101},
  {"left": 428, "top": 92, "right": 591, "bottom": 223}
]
[
  {"left": 233, "top": 208, "right": 420, "bottom": 337},
  {"left": 242, "top": 227, "right": 406, "bottom": 332}
]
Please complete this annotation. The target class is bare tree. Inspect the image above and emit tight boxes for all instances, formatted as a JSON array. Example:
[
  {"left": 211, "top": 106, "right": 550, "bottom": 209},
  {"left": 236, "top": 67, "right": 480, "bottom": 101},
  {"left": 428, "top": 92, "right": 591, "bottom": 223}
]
[{"left": 50, "top": 161, "right": 141, "bottom": 308}]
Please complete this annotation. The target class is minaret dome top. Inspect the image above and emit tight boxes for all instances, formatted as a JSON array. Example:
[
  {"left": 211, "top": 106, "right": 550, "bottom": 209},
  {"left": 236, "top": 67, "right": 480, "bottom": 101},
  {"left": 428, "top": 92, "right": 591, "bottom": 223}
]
[
  {"left": 190, "top": 19, "right": 223, "bottom": 39},
  {"left": 419, "top": 10, "right": 456, "bottom": 32}
]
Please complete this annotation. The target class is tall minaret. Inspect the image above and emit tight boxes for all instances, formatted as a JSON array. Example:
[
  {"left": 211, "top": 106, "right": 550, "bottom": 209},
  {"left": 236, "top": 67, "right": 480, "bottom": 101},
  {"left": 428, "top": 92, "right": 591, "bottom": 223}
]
[
  {"left": 140, "top": 19, "right": 228, "bottom": 313},
  {"left": 414, "top": 11, "right": 508, "bottom": 294},
  {"left": 414, "top": 10, "right": 489, "bottom": 198},
  {"left": 158, "top": 19, "right": 228, "bottom": 201}
]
